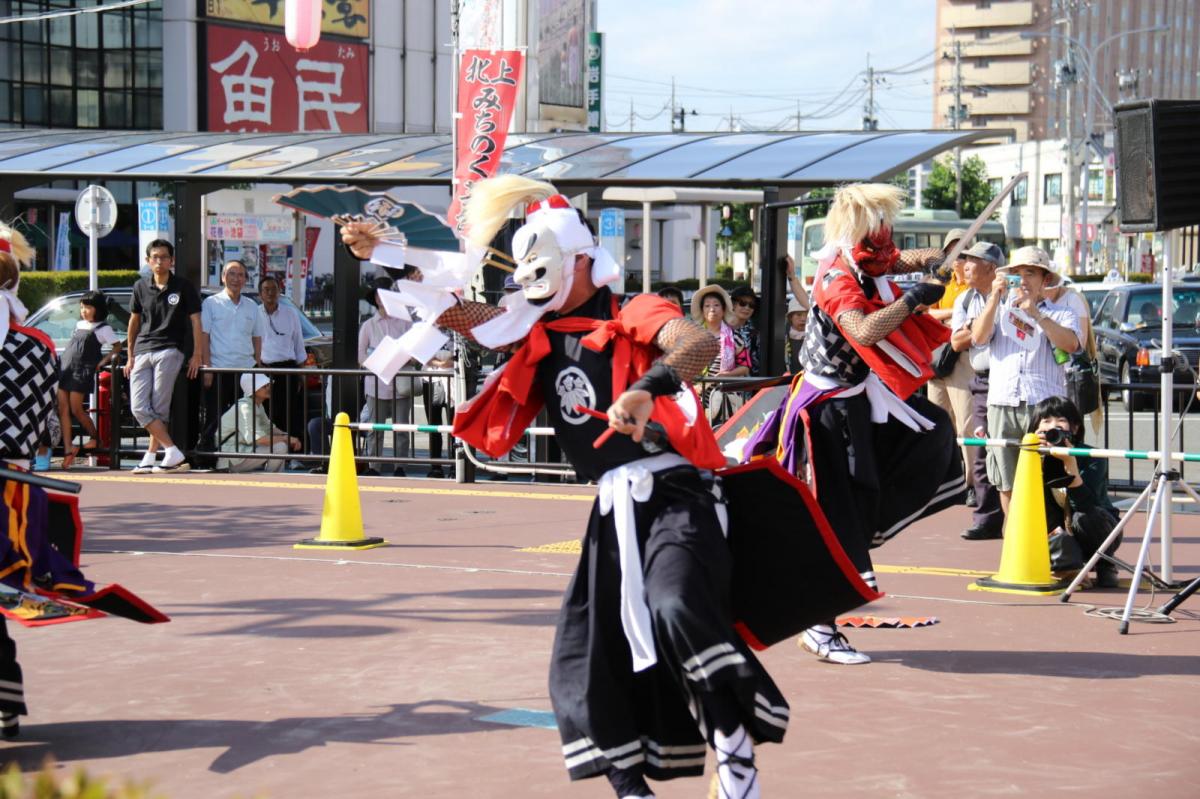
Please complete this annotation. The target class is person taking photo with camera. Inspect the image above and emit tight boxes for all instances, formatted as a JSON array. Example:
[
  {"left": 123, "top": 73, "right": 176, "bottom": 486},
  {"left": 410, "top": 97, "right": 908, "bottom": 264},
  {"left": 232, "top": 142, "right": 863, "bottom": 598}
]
[
  {"left": 971, "top": 246, "right": 1082, "bottom": 513},
  {"left": 1029, "top": 396, "right": 1121, "bottom": 588}
]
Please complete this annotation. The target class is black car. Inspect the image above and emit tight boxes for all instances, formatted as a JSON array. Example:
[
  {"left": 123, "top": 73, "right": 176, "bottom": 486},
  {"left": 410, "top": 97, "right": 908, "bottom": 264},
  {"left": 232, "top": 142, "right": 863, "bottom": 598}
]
[{"left": 1092, "top": 284, "right": 1200, "bottom": 411}]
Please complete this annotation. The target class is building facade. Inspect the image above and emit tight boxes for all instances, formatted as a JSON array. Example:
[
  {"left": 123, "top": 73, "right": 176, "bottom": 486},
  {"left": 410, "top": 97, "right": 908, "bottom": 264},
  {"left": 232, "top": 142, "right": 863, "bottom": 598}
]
[{"left": 934, "top": 0, "right": 1200, "bottom": 142}]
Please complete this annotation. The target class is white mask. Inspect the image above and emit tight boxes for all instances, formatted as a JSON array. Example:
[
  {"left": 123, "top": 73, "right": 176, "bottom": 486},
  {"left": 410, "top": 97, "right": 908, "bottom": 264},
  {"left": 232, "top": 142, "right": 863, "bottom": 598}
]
[{"left": 512, "top": 219, "right": 576, "bottom": 305}]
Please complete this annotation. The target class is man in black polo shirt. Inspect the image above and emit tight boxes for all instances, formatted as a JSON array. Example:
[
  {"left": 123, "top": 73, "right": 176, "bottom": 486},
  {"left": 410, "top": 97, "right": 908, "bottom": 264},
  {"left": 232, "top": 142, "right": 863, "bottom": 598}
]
[{"left": 123, "top": 239, "right": 202, "bottom": 473}]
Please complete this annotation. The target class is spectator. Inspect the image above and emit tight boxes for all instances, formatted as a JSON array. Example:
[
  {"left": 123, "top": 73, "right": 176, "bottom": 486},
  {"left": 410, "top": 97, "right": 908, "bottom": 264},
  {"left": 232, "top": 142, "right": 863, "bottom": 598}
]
[
  {"left": 784, "top": 297, "right": 808, "bottom": 375},
  {"left": 690, "top": 284, "right": 745, "bottom": 422},
  {"left": 200, "top": 260, "right": 264, "bottom": 433},
  {"left": 359, "top": 276, "right": 416, "bottom": 476},
  {"left": 124, "top": 239, "right": 202, "bottom": 474},
  {"left": 656, "top": 285, "right": 684, "bottom": 311},
  {"left": 1028, "top": 395, "right": 1120, "bottom": 588},
  {"left": 256, "top": 275, "right": 307, "bottom": 445},
  {"left": 927, "top": 232, "right": 977, "bottom": 504},
  {"left": 971, "top": 245, "right": 1082, "bottom": 512},
  {"left": 950, "top": 242, "right": 1007, "bottom": 540},
  {"left": 728, "top": 285, "right": 760, "bottom": 376},
  {"left": 217, "top": 373, "right": 300, "bottom": 472},
  {"left": 57, "top": 291, "right": 121, "bottom": 468},
  {"left": 781, "top": 254, "right": 812, "bottom": 313}
]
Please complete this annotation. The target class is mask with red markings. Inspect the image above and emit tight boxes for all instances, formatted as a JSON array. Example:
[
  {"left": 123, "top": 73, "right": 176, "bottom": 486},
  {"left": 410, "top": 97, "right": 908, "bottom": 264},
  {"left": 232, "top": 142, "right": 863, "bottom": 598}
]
[{"left": 851, "top": 225, "right": 900, "bottom": 277}]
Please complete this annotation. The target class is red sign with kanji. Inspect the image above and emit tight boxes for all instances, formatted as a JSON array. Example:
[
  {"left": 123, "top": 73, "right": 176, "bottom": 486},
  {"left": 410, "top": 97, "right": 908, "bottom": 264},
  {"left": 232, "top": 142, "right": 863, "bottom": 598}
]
[
  {"left": 205, "top": 23, "right": 369, "bottom": 133},
  {"left": 448, "top": 49, "right": 525, "bottom": 234}
]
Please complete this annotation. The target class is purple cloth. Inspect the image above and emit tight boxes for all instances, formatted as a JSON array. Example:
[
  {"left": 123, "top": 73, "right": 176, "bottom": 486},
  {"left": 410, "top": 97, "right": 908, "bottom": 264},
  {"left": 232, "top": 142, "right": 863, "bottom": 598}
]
[
  {"left": 0, "top": 478, "right": 95, "bottom": 597},
  {"left": 742, "top": 378, "right": 843, "bottom": 475}
]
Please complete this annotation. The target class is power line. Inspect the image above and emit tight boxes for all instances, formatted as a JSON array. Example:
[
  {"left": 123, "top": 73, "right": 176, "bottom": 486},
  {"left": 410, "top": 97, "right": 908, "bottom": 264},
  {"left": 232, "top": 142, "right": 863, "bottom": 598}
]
[{"left": 0, "top": 0, "right": 154, "bottom": 25}]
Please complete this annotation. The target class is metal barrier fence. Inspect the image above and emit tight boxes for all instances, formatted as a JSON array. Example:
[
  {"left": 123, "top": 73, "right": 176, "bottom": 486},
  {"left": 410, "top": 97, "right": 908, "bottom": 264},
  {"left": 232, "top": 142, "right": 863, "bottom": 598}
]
[{"left": 71, "top": 366, "right": 1194, "bottom": 490}]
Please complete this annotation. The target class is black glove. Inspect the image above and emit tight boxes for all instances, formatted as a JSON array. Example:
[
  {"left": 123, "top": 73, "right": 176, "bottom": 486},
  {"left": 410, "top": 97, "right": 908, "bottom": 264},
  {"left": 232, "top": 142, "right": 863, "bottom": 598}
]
[{"left": 902, "top": 281, "right": 946, "bottom": 310}]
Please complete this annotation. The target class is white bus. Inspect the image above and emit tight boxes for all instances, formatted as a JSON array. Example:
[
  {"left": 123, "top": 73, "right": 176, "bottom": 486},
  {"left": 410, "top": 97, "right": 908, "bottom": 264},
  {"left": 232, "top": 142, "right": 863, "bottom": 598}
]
[{"left": 796, "top": 208, "right": 1006, "bottom": 286}]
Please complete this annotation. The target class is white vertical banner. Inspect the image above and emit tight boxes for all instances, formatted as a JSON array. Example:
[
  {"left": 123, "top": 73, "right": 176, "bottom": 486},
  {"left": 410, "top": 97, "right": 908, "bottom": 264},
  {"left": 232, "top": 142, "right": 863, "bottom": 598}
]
[{"left": 53, "top": 212, "right": 71, "bottom": 271}]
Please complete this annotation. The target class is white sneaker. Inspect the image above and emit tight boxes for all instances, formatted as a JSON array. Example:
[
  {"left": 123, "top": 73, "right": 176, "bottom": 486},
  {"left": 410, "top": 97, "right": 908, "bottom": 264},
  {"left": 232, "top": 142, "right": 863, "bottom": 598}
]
[
  {"left": 712, "top": 726, "right": 759, "bottom": 799},
  {"left": 152, "top": 461, "right": 190, "bottom": 473},
  {"left": 799, "top": 625, "right": 871, "bottom": 665}
]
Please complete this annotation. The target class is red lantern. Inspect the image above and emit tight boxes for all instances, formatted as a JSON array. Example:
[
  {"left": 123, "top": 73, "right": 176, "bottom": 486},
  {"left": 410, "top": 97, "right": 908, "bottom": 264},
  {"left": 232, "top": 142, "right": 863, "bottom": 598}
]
[{"left": 285, "top": 0, "right": 321, "bottom": 51}]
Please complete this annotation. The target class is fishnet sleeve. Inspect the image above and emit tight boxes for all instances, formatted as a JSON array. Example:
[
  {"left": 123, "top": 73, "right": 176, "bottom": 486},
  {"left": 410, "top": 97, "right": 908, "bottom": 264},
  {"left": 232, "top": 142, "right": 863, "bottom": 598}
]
[
  {"left": 434, "top": 300, "right": 505, "bottom": 346},
  {"left": 836, "top": 299, "right": 913, "bottom": 347},
  {"left": 894, "top": 247, "right": 946, "bottom": 275},
  {"left": 653, "top": 317, "right": 720, "bottom": 383}
]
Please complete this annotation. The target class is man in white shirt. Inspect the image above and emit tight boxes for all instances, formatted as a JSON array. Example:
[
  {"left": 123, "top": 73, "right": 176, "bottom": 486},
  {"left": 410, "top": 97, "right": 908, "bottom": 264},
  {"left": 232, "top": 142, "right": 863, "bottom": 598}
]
[
  {"left": 972, "top": 245, "right": 1082, "bottom": 511},
  {"left": 950, "top": 242, "right": 1007, "bottom": 540},
  {"left": 257, "top": 275, "right": 307, "bottom": 443},
  {"left": 200, "top": 260, "right": 264, "bottom": 433}
]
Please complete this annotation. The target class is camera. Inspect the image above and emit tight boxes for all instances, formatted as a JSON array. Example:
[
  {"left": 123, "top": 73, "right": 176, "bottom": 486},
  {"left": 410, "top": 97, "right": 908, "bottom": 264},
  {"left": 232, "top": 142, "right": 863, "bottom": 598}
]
[
  {"left": 1043, "top": 427, "right": 1070, "bottom": 446},
  {"left": 1005, "top": 273, "right": 1022, "bottom": 289}
]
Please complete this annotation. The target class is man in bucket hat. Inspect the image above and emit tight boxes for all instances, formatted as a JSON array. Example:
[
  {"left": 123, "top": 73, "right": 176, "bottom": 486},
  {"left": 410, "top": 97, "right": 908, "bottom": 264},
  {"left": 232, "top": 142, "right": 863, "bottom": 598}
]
[{"left": 971, "top": 245, "right": 1082, "bottom": 511}]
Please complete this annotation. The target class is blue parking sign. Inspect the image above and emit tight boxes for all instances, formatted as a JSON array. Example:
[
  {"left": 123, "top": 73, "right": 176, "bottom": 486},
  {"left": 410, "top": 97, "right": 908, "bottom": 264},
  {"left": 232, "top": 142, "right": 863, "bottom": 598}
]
[
  {"left": 138, "top": 198, "right": 169, "bottom": 232},
  {"left": 599, "top": 208, "right": 624, "bottom": 239}
]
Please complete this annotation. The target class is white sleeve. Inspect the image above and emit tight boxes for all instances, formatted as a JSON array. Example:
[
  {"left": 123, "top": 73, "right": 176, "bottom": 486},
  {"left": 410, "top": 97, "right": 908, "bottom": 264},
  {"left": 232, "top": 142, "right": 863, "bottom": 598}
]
[{"left": 95, "top": 323, "right": 121, "bottom": 346}]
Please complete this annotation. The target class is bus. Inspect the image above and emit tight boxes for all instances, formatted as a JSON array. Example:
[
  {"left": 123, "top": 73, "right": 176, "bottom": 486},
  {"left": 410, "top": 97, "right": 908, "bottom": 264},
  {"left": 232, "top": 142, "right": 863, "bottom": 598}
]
[{"left": 796, "top": 208, "right": 1006, "bottom": 286}]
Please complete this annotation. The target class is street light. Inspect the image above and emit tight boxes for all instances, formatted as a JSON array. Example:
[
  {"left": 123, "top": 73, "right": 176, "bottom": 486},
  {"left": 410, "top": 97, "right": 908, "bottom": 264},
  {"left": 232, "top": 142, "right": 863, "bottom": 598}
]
[{"left": 1021, "top": 24, "right": 1170, "bottom": 273}]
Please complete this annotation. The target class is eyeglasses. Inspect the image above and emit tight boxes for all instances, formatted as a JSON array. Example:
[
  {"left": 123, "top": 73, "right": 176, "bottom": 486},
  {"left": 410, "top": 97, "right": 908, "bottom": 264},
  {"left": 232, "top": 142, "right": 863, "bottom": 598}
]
[
  {"left": 734, "top": 300, "right": 756, "bottom": 309},
  {"left": 147, "top": 254, "right": 172, "bottom": 262}
]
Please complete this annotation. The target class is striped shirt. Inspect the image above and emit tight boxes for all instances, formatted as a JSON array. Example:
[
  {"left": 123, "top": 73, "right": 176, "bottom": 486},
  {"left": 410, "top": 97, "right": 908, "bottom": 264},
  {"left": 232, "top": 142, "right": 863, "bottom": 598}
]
[{"left": 982, "top": 297, "right": 1081, "bottom": 407}]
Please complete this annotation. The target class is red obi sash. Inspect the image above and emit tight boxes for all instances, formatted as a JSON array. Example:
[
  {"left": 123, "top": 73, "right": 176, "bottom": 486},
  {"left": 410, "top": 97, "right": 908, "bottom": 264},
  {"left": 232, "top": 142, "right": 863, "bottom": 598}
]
[
  {"left": 453, "top": 294, "right": 725, "bottom": 470},
  {"left": 814, "top": 256, "right": 950, "bottom": 399}
]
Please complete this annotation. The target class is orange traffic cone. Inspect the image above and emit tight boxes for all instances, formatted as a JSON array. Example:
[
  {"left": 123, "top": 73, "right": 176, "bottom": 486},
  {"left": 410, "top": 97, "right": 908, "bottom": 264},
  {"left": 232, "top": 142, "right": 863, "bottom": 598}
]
[
  {"left": 296, "top": 412, "right": 386, "bottom": 550},
  {"left": 970, "top": 433, "right": 1069, "bottom": 595}
]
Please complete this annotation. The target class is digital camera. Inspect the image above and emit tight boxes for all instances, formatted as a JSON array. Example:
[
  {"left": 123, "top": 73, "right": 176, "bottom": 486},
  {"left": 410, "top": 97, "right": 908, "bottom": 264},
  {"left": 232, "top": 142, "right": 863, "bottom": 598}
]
[{"left": 1042, "top": 427, "right": 1070, "bottom": 446}]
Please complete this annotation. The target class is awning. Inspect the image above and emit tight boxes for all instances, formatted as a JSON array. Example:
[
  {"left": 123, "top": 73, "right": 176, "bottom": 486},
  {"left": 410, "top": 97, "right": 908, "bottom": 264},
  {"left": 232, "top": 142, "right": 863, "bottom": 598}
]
[{"left": 0, "top": 129, "right": 1004, "bottom": 188}]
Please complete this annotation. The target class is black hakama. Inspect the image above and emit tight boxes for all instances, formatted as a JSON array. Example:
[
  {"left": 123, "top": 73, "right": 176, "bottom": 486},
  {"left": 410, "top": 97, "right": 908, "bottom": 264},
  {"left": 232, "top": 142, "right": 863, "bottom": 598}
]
[{"left": 548, "top": 465, "right": 788, "bottom": 783}]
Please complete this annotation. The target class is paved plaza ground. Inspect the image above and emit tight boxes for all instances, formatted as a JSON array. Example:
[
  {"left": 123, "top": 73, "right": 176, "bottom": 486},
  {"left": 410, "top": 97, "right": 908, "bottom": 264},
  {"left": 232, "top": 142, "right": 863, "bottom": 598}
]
[{"left": 2, "top": 468, "right": 1198, "bottom": 798}]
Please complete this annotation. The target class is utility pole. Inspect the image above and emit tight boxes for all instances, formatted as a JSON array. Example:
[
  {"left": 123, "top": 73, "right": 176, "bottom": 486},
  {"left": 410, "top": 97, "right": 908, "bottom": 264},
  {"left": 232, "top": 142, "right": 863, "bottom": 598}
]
[
  {"left": 952, "top": 35, "right": 963, "bottom": 218},
  {"left": 1060, "top": 5, "right": 1077, "bottom": 274},
  {"left": 796, "top": 100, "right": 802, "bottom": 131},
  {"left": 629, "top": 97, "right": 634, "bottom": 132},
  {"left": 862, "top": 53, "right": 878, "bottom": 131},
  {"left": 729, "top": 106, "right": 735, "bottom": 132},
  {"left": 670, "top": 76, "right": 677, "bottom": 132}
]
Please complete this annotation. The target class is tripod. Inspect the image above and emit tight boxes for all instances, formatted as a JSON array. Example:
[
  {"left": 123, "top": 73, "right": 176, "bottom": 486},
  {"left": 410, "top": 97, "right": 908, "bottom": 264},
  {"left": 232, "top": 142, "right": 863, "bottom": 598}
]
[
  {"left": 1061, "top": 466, "right": 1197, "bottom": 632},
  {"left": 1062, "top": 248, "right": 1193, "bottom": 631}
]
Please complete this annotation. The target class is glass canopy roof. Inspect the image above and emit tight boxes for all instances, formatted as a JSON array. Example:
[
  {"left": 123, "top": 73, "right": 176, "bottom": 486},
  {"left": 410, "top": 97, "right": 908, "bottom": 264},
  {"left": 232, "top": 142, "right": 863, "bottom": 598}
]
[{"left": 0, "top": 129, "right": 1001, "bottom": 187}]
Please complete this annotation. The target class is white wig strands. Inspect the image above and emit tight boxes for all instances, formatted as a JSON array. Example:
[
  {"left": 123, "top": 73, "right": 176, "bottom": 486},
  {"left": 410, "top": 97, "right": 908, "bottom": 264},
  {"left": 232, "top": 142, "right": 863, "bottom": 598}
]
[
  {"left": 824, "top": 183, "right": 908, "bottom": 246},
  {"left": 463, "top": 174, "right": 558, "bottom": 249}
]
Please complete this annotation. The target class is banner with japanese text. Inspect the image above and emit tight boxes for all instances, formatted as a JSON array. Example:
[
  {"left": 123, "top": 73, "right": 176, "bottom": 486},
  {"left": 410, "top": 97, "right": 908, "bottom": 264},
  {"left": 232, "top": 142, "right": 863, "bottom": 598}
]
[
  {"left": 205, "top": 23, "right": 368, "bottom": 133},
  {"left": 204, "top": 0, "right": 369, "bottom": 39},
  {"left": 447, "top": 49, "right": 525, "bottom": 234}
]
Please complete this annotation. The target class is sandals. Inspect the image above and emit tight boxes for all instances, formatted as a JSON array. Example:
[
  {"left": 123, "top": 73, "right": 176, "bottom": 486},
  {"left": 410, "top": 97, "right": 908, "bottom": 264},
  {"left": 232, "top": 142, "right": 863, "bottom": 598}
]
[{"left": 61, "top": 440, "right": 99, "bottom": 470}]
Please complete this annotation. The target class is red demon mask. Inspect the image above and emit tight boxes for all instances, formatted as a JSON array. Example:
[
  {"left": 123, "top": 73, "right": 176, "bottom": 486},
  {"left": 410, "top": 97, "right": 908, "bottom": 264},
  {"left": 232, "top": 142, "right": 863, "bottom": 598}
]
[{"left": 851, "top": 226, "right": 899, "bottom": 277}]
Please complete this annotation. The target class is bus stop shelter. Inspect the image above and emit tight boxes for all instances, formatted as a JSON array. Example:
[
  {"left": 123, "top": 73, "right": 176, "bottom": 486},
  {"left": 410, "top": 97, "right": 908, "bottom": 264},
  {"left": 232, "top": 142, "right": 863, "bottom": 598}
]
[{"left": 0, "top": 128, "right": 1002, "bottom": 373}]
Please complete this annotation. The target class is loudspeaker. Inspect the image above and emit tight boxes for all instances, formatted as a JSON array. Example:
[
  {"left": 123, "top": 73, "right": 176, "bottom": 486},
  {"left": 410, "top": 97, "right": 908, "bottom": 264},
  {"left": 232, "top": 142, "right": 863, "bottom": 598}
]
[{"left": 1114, "top": 99, "right": 1200, "bottom": 232}]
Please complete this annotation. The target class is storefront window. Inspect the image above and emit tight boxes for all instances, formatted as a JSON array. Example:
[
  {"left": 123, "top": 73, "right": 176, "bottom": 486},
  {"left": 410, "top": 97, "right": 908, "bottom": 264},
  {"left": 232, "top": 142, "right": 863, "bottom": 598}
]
[{"left": 0, "top": 0, "right": 163, "bottom": 129}]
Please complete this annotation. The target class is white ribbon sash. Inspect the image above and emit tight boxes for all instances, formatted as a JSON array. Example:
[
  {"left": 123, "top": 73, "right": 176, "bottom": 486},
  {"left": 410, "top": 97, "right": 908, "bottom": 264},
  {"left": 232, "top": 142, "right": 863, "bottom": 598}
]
[{"left": 597, "top": 452, "right": 688, "bottom": 673}]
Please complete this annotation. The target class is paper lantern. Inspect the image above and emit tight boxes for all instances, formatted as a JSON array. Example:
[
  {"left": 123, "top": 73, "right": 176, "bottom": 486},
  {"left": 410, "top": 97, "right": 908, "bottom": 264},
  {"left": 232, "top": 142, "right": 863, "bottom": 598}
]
[{"left": 285, "top": 0, "right": 321, "bottom": 51}]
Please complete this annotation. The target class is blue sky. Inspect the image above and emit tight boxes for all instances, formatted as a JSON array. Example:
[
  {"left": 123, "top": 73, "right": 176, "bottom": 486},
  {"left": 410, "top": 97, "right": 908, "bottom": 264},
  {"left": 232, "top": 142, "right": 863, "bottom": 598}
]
[{"left": 596, "top": 0, "right": 938, "bottom": 132}]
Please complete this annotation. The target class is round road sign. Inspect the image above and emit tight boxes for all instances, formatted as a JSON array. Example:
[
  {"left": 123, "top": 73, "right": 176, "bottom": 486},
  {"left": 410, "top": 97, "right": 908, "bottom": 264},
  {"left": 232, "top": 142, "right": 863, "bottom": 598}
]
[{"left": 75, "top": 185, "right": 117, "bottom": 239}]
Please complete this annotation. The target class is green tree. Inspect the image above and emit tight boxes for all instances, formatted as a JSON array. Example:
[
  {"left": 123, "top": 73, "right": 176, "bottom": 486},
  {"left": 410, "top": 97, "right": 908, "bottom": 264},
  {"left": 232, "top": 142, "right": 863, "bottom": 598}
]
[{"left": 921, "top": 154, "right": 995, "bottom": 219}]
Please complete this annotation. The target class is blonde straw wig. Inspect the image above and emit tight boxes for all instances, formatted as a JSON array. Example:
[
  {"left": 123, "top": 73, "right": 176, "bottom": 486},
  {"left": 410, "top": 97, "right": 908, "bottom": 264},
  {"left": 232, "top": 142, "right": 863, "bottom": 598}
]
[
  {"left": 823, "top": 183, "right": 908, "bottom": 246},
  {"left": 0, "top": 223, "right": 34, "bottom": 290},
  {"left": 463, "top": 174, "right": 557, "bottom": 249}
]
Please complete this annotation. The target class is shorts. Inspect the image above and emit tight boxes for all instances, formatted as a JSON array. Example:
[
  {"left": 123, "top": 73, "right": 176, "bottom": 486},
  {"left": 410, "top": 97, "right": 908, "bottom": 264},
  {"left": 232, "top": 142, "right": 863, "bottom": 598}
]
[{"left": 985, "top": 402, "right": 1030, "bottom": 492}]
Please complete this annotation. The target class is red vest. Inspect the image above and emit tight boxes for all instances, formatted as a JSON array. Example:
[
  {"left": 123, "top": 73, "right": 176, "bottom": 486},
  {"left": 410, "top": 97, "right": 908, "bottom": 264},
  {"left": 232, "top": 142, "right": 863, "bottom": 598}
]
[
  {"left": 452, "top": 294, "right": 726, "bottom": 470},
  {"left": 813, "top": 256, "right": 949, "bottom": 399}
]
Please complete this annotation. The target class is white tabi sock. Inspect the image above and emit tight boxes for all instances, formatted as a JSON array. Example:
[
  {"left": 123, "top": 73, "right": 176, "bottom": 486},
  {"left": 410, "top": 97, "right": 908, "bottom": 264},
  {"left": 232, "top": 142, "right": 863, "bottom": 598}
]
[{"left": 713, "top": 725, "right": 759, "bottom": 799}]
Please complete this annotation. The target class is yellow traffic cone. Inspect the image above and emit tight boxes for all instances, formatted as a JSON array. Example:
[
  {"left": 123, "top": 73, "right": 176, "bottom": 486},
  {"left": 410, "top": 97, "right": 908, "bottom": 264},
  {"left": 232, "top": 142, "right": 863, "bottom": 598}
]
[
  {"left": 970, "top": 433, "right": 1069, "bottom": 595},
  {"left": 296, "top": 412, "right": 386, "bottom": 550}
]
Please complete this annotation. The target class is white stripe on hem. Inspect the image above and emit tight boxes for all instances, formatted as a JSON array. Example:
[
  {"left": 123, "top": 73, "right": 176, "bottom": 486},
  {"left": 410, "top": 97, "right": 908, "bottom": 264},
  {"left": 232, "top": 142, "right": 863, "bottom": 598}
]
[{"left": 684, "top": 652, "right": 747, "bottom": 681}]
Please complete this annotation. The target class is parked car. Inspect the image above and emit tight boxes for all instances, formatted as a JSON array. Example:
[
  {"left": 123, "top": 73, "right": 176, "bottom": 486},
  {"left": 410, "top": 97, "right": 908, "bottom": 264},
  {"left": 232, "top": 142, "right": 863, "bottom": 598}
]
[
  {"left": 1091, "top": 283, "right": 1200, "bottom": 411},
  {"left": 25, "top": 287, "right": 333, "bottom": 368}
]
